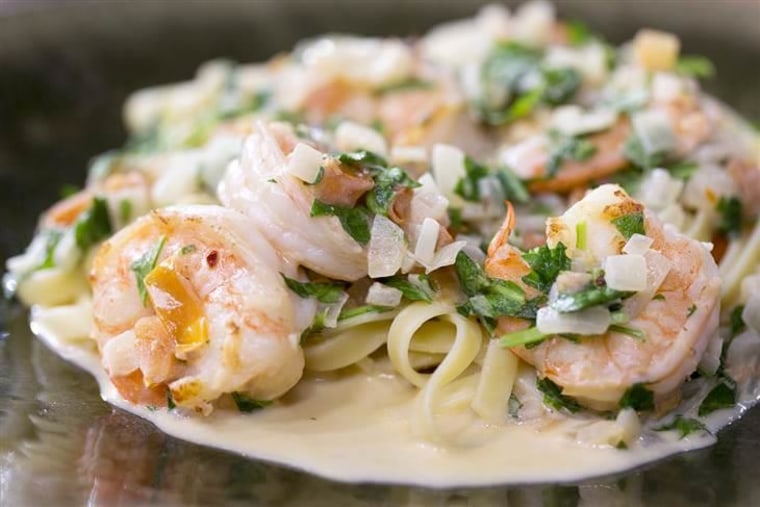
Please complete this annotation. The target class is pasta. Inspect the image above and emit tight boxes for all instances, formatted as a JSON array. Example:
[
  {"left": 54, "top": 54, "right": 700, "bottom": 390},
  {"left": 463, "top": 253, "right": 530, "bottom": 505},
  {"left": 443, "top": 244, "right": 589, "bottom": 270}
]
[{"left": 5, "top": 0, "right": 760, "bottom": 486}]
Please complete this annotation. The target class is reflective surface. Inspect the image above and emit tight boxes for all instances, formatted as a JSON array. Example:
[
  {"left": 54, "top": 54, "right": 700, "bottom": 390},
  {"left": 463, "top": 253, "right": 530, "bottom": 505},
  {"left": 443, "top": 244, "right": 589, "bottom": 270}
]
[{"left": 1, "top": 1, "right": 760, "bottom": 505}]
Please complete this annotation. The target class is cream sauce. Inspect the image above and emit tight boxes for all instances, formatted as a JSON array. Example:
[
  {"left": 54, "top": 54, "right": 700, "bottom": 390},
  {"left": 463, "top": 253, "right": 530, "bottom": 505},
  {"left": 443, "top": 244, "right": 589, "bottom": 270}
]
[{"left": 30, "top": 311, "right": 759, "bottom": 488}]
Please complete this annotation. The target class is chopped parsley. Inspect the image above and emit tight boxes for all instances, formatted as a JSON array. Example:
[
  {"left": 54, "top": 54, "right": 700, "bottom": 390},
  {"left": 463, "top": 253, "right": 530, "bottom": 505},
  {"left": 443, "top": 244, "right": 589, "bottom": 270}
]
[
  {"left": 612, "top": 211, "right": 645, "bottom": 240},
  {"left": 179, "top": 244, "right": 197, "bottom": 256},
  {"left": 310, "top": 200, "right": 371, "bottom": 245},
  {"left": 687, "top": 304, "right": 697, "bottom": 318},
  {"left": 541, "top": 67, "right": 582, "bottom": 106},
  {"left": 654, "top": 415, "right": 708, "bottom": 439},
  {"left": 166, "top": 389, "right": 176, "bottom": 410},
  {"left": 338, "top": 304, "right": 394, "bottom": 322},
  {"left": 231, "top": 392, "right": 272, "bottom": 413},
  {"left": 667, "top": 160, "right": 699, "bottom": 180},
  {"left": 521, "top": 242, "right": 571, "bottom": 294},
  {"left": 365, "top": 166, "right": 420, "bottom": 216},
  {"left": 59, "top": 184, "right": 80, "bottom": 198},
  {"left": 566, "top": 20, "right": 592, "bottom": 46},
  {"left": 716, "top": 196, "right": 743, "bottom": 237},
  {"left": 36, "top": 230, "right": 64, "bottom": 271},
  {"left": 619, "top": 383, "right": 654, "bottom": 411},
  {"left": 507, "top": 393, "right": 523, "bottom": 418},
  {"left": 454, "top": 157, "right": 490, "bottom": 202},
  {"left": 495, "top": 165, "right": 530, "bottom": 204},
  {"left": 282, "top": 275, "right": 345, "bottom": 304},
  {"left": 551, "top": 282, "right": 631, "bottom": 313},
  {"left": 383, "top": 275, "right": 435, "bottom": 303},
  {"left": 653, "top": 294, "right": 666, "bottom": 301},
  {"left": 545, "top": 130, "right": 597, "bottom": 177},
  {"left": 500, "top": 326, "right": 548, "bottom": 348},
  {"left": 130, "top": 235, "right": 166, "bottom": 306},
  {"left": 623, "top": 134, "right": 664, "bottom": 171},
  {"left": 674, "top": 55, "right": 715, "bottom": 79},
  {"left": 74, "top": 197, "right": 113, "bottom": 250},
  {"left": 119, "top": 199, "right": 132, "bottom": 224},
  {"left": 537, "top": 377, "right": 581, "bottom": 413},
  {"left": 609, "top": 324, "right": 646, "bottom": 341},
  {"left": 374, "top": 77, "right": 432, "bottom": 95},
  {"left": 698, "top": 377, "right": 736, "bottom": 416},
  {"left": 729, "top": 305, "right": 746, "bottom": 338}
]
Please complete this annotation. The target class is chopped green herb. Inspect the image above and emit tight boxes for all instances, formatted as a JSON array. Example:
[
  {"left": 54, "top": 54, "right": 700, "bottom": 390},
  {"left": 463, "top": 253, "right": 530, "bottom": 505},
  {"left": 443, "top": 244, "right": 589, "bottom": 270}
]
[
  {"left": 338, "top": 304, "right": 394, "bottom": 321},
  {"left": 729, "top": 305, "right": 746, "bottom": 338},
  {"left": 575, "top": 221, "right": 587, "bottom": 250},
  {"left": 654, "top": 415, "right": 708, "bottom": 438},
  {"left": 545, "top": 131, "right": 597, "bottom": 177},
  {"left": 623, "top": 134, "right": 664, "bottom": 171},
  {"left": 609, "top": 168, "right": 644, "bottom": 195},
  {"left": 36, "top": 230, "right": 64, "bottom": 271},
  {"left": 541, "top": 67, "right": 582, "bottom": 105},
  {"left": 619, "top": 383, "right": 654, "bottom": 411},
  {"left": 454, "top": 157, "right": 490, "bottom": 202},
  {"left": 282, "top": 275, "right": 345, "bottom": 304},
  {"left": 305, "top": 166, "right": 325, "bottom": 186},
  {"left": 698, "top": 378, "right": 736, "bottom": 416},
  {"left": 130, "top": 236, "right": 166, "bottom": 306},
  {"left": 675, "top": 55, "right": 715, "bottom": 79},
  {"left": 552, "top": 283, "right": 631, "bottom": 313},
  {"left": 448, "top": 208, "right": 464, "bottom": 233},
  {"left": 495, "top": 165, "right": 530, "bottom": 204},
  {"left": 374, "top": 78, "right": 432, "bottom": 95},
  {"left": 366, "top": 166, "right": 420, "bottom": 216},
  {"left": 667, "top": 160, "right": 699, "bottom": 180},
  {"left": 653, "top": 294, "right": 666, "bottom": 301},
  {"left": 687, "top": 304, "right": 697, "bottom": 318},
  {"left": 59, "top": 184, "right": 80, "bottom": 199},
  {"left": 537, "top": 377, "right": 581, "bottom": 413},
  {"left": 166, "top": 389, "right": 176, "bottom": 410},
  {"left": 383, "top": 275, "right": 435, "bottom": 303},
  {"left": 219, "top": 90, "right": 271, "bottom": 119},
  {"left": 612, "top": 211, "right": 645, "bottom": 240},
  {"left": 336, "top": 150, "right": 388, "bottom": 170},
  {"left": 74, "top": 197, "right": 113, "bottom": 250},
  {"left": 310, "top": 200, "right": 371, "bottom": 245},
  {"left": 119, "top": 199, "right": 132, "bottom": 225},
  {"left": 267, "top": 178, "right": 278, "bottom": 184},
  {"left": 609, "top": 324, "right": 646, "bottom": 341},
  {"left": 566, "top": 20, "right": 592, "bottom": 46},
  {"left": 500, "top": 326, "right": 548, "bottom": 348},
  {"left": 231, "top": 392, "right": 272, "bottom": 413},
  {"left": 522, "top": 242, "right": 571, "bottom": 293},
  {"left": 179, "top": 244, "right": 197, "bottom": 256},
  {"left": 716, "top": 196, "right": 743, "bottom": 237},
  {"left": 300, "top": 311, "right": 327, "bottom": 342}
]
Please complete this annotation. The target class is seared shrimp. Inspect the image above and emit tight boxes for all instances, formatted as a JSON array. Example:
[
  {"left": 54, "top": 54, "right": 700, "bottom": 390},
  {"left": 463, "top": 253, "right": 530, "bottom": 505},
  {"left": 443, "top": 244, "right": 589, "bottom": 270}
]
[
  {"left": 486, "top": 184, "right": 721, "bottom": 410},
  {"left": 90, "top": 205, "right": 315, "bottom": 411},
  {"left": 219, "top": 122, "right": 373, "bottom": 281}
]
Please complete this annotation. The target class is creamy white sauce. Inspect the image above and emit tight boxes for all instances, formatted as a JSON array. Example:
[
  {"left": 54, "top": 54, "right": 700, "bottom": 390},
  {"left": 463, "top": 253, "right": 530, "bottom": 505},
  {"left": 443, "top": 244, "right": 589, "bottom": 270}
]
[{"left": 31, "top": 311, "right": 759, "bottom": 488}]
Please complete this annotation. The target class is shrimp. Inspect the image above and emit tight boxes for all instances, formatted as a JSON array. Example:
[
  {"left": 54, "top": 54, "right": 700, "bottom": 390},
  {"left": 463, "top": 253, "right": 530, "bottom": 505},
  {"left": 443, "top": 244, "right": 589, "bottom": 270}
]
[
  {"left": 486, "top": 184, "right": 721, "bottom": 410},
  {"left": 218, "top": 122, "right": 374, "bottom": 281},
  {"left": 90, "top": 204, "right": 315, "bottom": 411}
]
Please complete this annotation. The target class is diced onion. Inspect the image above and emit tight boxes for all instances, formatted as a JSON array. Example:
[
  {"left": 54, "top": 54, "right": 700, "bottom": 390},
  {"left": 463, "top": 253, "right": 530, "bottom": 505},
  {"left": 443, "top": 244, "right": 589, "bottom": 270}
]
[
  {"left": 102, "top": 330, "right": 139, "bottom": 376},
  {"left": 698, "top": 332, "right": 723, "bottom": 377},
  {"left": 632, "top": 109, "right": 677, "bottom": 155},
  {"left": 431, "top": 144, "right": 466, "bottom": 206},
  {"left": 742, "top": 294, "right": 760, "bottom": 334},
  {"left": 622, "top": 249, "right": 672, "bottom": 317},
  {"left": 637, "top": 168, "right": 683, "bottom": 211},
  {"left": 409, "top": 175, "right": 450, "bottom": 228},
  {"left": 739, "top": 274, "right": 760, "bottom": 305},
  {"left": 52, "top": 229, "right": 81, "bottom": 272},
  {"left": 414, "top": 217, "right": 440, "bottom": 265},
  {"left": 368, "top": 215, "right": 406, "bottom": 278},
  {"left": 366, "top": 283, "right": 403, "bottom": 307},
  {"left": 335, "top": 121, "right": 388, "bottom": 156},
  {"left": 390, "top": 145, "right": 428, "bottom": 166},
  {"left": 550, "top": 105, "right": 617, "bottom": 137},
  {"left": 322, "top": 292, "right": 350, "bottom": 329},
  {"left": 632, "top": 29, "right": 680, "bottom": 71},
  {"left": 287, "top": 142, "right": 324, "bottom": 183},
  {"left": 604, "top": 254, "right": 648, "bottom": 291},
  {"left": 623, "top": 234, "right": 654, "bottom": 255},
  {"left": 652, "top": 72, "right": 686, "bottom": 103},
  {"left": 425, "top": 240, "right": 467, "bottom": 273},
  {"left": 536, "top": 306, "right": 611, "bottom": 335}
]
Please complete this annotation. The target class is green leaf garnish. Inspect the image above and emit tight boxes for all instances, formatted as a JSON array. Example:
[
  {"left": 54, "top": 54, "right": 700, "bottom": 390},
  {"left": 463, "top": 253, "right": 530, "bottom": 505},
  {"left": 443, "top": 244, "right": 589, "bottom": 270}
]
[
  {"left": 74, "top": 197, "right": 113, "bottom": 250},
  {"left": 374, "top": 78, "right": 432, "bottom": 95},
  {"left": 119, "top": 199, "right": 132, "bottom": 225},
  {"left": 545, "top": 131, "right": 597, "bottom": 177},
  {"left": 566, "top": 20, "right": 592, "bottom": 46},
  {"left": 500, "top": 326, "right": 548, "bottom": 348},
  {"left": 716, "top": 196, "right": 743, "bottom": 237},
  {"left": 454, "top": 157, "right": 490, "bottom": 202},
  {"left": 282, "top": 275, "right": 345, "bottom": 304},
  {"left": 667, "top": 160, "right": 699, "bottom": 180},
  {"left": 674, "top": 55, "right": 715, "bottom": 79},
  {"left": 537, "top": 377, "right": 581, "bottom": 413},
  {"left": 654, "top": 415, "right": 708, "bottom": 438},
  {"left": 698, "top": 378, "right": 736, "bottom": 416},
  {"left": 310, "top": 200, "right": 371, "bottom": 245},
  {"left": 36, "top": 230, "right": 64, "bottom": 271},
  {"left": 179, "top": 244, "right": 197, "bottom": 256},
  {"left": 383, "top": 275, "right": 435, "bottom": 303},
  {"left": 231, "top": 392, "right": 272, "bottom": 413},
  {"left": 612, "top": 211, "right": 645, "bottom": 240},
  {"left": 623, "top": 134, "right": 664, "bottom": 171},
  {"left": 541, "top": 68, "right": 582, "bottom": 106},
  {"left": 729, "top": 305, "right": 746, "bottom": 338},
  {"left": 609, "top": 324, "right": 646, "bottom": 341},
  {"left": 619, "top": 383, "right": 654, "bottom": 411},
  {"left": 130, "top": 236, "right": 166, "bottom": 306},
  {"left": 366, "top": 166, "right": 420, "bottom": 216},
  {"left": 338, "top": 304, "right": 394, "bottom": 322},
  {"left": 495, "top": 165, "right": 530, "bottom": 204},
  {"left": 522, "top": 242, "right": 571, "bottom": 294},
  {"left": 551, "top": 284, "right": 632, "bottom": 313}
]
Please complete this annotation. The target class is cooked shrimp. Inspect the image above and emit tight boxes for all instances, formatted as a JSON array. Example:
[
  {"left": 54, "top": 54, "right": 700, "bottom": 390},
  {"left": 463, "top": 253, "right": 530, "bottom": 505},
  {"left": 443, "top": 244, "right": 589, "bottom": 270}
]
[
  {"left": 486, "top": 184, "right": 721, "bottom": 410},
  {"left": 219, "top": 122, "right": 373, "bottom": 281},
  {"left": 90, "top": 205, "right": 315, "bottom": 411}
]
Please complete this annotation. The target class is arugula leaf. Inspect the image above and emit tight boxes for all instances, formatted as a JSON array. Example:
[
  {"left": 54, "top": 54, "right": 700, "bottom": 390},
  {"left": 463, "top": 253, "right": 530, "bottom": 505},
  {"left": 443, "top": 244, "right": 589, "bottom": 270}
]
[
  {"left": 454, "top": 157, "right": 490, "bottom": 202},
  {"left": 231, "top": 392, "right": 272, "bottom": 413},
  {"left": 338, "top": 304, "right": 394, "bottom": 322},
  {"left": 383, "top": 275, "right": 435, "bottom": 303},
  {"left": 310, "top": 200, "right": 371, "bottom": 245},
  {"left": 130, "top": 236, "right": 166, "bottom": 306},
  {"left": 612, "top": 211, "right": 645, "bottom": 240},
  {"left": 698, "top": 378, "right": 736, "bottom": 416},
  {"left": 623, "top": 134, "right": 664, "bottom": 170},
  {"left": 619, "top": 383, "right": 654, "bottom": 411},
  {"left": 522, "top": 242, "right": 571, "bottom": 293},
  {"left": 74, "top": 197, "right": 113, "bottom": 250},
  {"left": 675, "top": 55, "right": 715, "bottom": 79},
  {"left": 366, "top": 166, "right": 420, "bottom": 216},
  {"left": 654, "top": 415, "right": 708, "bottom": 439},
  {"left": 545, "top": 130, "right": 597, "bottom": 177},
  {"left": 716, "top": 196, "right": 743, "bottom": 237},
  {"left": 537, "top": 377, "right": 581, "bottom": 413},
  {"left": 496, "top": 165, "right": 530, "bottom": 204},
  {"left": 282, "top": 275, "right": 345, "bottom": 304}
]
